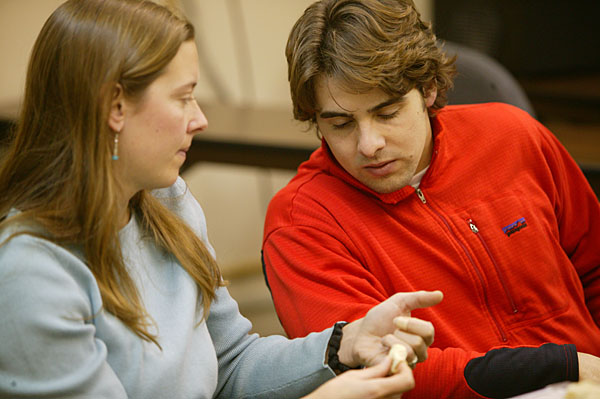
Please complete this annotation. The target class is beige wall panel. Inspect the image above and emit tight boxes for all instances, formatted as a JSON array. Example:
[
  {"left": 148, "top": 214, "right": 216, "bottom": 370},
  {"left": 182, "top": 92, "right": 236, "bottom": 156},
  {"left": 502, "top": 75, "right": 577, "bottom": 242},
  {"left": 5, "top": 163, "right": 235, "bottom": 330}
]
[
  {"left": 0, "top": 0, "right": 64, "bottom": 107},
  {"left": 0, "top": 0, "right": 432, "bottom": 110}
]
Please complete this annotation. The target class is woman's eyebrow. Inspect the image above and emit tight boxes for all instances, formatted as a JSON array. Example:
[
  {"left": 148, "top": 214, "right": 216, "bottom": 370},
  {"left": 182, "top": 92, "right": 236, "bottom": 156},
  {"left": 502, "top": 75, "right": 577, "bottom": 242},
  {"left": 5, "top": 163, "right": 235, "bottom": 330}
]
[{"left": 173, "top": 81, "right": 197, "bottom": 92}]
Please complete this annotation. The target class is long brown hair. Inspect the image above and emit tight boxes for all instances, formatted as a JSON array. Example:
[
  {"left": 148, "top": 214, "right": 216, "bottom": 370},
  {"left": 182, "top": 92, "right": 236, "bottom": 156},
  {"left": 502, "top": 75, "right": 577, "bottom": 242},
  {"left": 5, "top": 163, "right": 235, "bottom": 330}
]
[
  {"left": 0, "top": 0, "right": 222, "bottom": 346},
  {"left": 287, "top": 0, "right": 457, "bottom": 125}
]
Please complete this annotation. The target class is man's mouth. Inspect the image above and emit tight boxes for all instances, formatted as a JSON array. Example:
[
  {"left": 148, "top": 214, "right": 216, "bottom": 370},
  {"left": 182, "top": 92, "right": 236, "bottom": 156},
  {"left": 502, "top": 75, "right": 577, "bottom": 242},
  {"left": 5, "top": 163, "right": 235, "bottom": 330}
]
[{"left": 363, "top": 159, "right": 396, "bottom": 176}]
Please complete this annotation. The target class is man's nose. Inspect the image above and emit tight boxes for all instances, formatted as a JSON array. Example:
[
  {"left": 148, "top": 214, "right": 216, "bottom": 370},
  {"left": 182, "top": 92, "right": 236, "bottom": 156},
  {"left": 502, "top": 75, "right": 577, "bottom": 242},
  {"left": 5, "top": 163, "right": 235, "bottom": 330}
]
[{"left": 357, "top": 122, "right": 385, "bottom": 157}]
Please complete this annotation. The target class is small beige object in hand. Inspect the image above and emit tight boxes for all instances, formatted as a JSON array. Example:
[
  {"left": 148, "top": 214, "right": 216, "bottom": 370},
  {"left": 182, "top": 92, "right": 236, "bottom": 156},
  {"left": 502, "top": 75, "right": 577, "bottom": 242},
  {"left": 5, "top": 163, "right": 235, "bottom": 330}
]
[
  {"left": 564, "top": 380, "right": 600, "bottom": 399},
  {"left": 389, "top": 344, "right": 408, "bottom": 374}
]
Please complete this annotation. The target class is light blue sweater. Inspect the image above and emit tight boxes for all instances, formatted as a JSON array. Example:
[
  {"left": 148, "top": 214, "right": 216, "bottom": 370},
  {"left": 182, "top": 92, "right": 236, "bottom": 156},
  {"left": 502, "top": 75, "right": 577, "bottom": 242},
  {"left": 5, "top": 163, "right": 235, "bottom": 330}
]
[{"left": 0, "top": 177, "right": 335, "bottom": 398}]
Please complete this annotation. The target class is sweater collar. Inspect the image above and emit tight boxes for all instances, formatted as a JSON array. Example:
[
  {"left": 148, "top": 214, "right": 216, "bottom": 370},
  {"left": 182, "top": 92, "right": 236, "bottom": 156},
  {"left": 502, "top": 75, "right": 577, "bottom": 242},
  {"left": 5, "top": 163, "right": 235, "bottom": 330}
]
[{"left": 313, "top": 115, "right": 446, "bottom": 205}]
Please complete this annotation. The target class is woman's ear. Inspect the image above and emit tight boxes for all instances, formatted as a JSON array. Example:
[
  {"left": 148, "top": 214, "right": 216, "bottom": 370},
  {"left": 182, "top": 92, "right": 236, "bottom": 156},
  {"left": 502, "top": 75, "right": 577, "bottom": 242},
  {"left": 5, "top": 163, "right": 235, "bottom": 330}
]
[{"left": 108, "top": 83, "right": 126, "bottom": 132}]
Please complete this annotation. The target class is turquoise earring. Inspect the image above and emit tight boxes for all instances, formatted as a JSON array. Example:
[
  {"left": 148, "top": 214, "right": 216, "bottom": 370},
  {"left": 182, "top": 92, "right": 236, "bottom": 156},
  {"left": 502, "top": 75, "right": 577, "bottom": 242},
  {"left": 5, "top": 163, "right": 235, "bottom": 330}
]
[{"left": 112, "top": 133, "right": 119, "bottom": 161}]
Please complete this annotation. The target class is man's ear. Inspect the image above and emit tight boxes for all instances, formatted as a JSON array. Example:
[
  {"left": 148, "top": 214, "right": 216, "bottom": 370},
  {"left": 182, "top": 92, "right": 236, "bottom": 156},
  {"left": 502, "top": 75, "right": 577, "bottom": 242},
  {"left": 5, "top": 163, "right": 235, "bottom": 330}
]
[
  {"left": 108, "top": 83, "right": 126, "bottom": 132},
  {"left": 423, "top": 86, "right": 438, "bottom": 108}
]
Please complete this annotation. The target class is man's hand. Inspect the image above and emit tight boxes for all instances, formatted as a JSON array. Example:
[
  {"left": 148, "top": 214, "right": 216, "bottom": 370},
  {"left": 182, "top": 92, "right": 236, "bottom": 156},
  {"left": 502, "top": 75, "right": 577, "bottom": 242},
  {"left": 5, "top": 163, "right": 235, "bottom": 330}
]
[
  {"left": 338, "top": 290, "right": 443, "bottom": 369},
  {"left": 579, "top": 352, "right": 600, "bottom": 383}
]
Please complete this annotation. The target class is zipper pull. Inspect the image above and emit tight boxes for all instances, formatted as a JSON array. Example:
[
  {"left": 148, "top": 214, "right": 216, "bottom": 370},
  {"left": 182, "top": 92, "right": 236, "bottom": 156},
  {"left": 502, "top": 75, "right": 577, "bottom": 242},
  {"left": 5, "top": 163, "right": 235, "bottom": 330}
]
[
  {"left": 468, "top": 218, "right": 479, "bottom": 234},
  {"left": 415, "top": 188, "right": 427, "bottom": 204}
]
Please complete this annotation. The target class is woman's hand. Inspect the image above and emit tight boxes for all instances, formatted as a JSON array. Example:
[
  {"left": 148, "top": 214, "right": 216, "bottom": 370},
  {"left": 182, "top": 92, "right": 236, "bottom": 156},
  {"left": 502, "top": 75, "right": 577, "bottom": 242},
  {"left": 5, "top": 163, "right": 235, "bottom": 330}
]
[
  {"left": 338, "top": 290, "right": 443, "bottom": 369},
  {"left": 303, "top": 356, "right": 414, "bottom": 399}
]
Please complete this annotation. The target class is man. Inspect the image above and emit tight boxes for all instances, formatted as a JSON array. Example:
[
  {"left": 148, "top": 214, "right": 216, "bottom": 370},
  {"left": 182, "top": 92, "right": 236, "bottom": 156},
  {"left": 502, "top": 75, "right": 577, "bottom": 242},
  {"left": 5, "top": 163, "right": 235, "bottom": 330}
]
[{"left": 261, "top": 0, "right": 600, "bottom": 397}]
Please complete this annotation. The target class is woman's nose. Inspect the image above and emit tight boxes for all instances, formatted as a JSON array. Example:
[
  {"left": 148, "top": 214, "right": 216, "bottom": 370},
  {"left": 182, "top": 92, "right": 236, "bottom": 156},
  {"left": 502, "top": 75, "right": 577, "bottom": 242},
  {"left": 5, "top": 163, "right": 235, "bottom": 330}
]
[{"left": 188, "top": 101, "right": 208, "bottom": 134}]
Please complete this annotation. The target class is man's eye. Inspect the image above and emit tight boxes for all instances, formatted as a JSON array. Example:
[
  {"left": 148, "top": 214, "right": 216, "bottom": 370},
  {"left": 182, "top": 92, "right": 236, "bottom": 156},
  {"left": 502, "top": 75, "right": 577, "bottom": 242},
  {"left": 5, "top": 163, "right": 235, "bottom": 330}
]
[
  {"left": 332, "top": 120, "right": 352, "bottom": 129},
  {"left": 379, "top": 110, "right": 398, "bottom": 120}
]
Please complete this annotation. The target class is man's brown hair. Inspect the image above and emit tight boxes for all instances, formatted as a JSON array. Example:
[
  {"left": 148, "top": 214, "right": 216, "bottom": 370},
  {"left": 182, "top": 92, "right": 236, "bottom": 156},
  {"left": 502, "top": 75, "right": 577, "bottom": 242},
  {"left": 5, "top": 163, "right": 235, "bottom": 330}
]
[{"left": 286, "top": 0, "right": 456, "bottom": 125}]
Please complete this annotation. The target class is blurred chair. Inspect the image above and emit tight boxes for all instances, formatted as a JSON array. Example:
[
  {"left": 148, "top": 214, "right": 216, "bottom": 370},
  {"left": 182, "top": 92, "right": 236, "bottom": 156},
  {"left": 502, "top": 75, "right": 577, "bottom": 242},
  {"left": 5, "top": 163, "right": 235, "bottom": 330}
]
[{"left": 442, "top": 41, "right": 536, "bottom": 118}]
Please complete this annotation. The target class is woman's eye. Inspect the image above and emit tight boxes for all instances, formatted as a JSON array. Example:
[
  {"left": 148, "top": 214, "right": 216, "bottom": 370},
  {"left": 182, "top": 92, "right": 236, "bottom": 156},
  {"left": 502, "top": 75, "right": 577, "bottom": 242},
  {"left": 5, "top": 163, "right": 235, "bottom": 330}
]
[{"left": 181, "top": 96, "right": 195, "bottom": 104}]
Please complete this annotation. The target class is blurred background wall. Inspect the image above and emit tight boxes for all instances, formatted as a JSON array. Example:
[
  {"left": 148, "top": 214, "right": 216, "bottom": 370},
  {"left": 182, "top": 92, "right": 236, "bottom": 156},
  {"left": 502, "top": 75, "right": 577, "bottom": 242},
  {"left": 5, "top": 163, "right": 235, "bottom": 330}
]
[{"left": 0, "top": 0, "right": 432, "bottom": 107}]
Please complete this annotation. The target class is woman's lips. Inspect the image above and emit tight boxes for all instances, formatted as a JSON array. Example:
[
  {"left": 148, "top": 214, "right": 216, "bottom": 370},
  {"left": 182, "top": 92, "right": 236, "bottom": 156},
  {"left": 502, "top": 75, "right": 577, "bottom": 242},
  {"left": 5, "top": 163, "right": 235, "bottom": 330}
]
[{"left": 177, "top": 147, "right": 189, "bottom": 159}]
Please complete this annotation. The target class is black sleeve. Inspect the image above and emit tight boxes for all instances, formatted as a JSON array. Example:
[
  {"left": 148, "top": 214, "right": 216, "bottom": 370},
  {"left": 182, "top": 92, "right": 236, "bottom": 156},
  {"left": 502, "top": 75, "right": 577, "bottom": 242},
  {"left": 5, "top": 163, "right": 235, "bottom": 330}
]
[{"left": 464, "top": 343, "right": 578, "bottom": 398}]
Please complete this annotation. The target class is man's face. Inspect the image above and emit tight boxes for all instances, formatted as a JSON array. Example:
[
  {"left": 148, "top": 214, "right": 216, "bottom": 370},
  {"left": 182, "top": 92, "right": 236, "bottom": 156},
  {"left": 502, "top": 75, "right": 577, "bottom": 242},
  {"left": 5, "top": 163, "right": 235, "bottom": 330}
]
[{"left": 315, "top": 76, "right": 437, "bottom": 194}]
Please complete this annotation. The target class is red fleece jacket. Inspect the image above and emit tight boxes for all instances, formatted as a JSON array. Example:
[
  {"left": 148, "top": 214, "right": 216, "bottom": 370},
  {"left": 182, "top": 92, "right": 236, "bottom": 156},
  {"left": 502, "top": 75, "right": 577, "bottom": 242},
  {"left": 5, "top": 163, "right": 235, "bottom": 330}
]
[{"left": 262, "top": 103, "right": 600, "bottom": 398}]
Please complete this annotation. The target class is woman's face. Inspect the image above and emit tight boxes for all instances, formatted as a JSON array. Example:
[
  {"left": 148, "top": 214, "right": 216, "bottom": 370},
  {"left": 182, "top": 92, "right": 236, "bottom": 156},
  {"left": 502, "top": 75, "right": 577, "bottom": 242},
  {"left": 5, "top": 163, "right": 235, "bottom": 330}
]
[{"left": 114, "top": 40, "right": 206, "bottom": 199}]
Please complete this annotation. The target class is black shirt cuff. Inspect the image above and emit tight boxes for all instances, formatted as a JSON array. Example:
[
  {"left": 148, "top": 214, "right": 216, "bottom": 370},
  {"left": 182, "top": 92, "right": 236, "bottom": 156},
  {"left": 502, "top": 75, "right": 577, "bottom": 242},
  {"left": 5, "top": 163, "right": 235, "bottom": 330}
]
[{"left": 464, "top": 343, "right": 578, "bottom": 398}]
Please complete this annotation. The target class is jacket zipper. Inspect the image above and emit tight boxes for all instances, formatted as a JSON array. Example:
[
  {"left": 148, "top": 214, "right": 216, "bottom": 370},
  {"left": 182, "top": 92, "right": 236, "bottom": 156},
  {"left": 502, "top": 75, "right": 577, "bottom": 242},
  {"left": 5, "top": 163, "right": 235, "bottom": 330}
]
[
  {"left": 467, "top": 219, "right": 518, "bottom": 314},
  {"left": 415, "top": 188, "right": 508, "bottom": 342}
]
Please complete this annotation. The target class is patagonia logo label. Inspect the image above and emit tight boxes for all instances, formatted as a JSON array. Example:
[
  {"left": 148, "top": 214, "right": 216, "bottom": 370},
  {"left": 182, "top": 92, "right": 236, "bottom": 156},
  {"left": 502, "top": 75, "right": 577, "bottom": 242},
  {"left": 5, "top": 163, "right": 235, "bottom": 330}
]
[{"left": 502, "top": 217, "right": 527, "bottom": 237}]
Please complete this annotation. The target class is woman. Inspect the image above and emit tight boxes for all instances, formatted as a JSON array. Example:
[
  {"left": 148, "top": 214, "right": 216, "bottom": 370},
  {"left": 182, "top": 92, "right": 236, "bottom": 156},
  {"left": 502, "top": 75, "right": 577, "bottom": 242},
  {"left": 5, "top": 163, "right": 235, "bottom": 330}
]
[{"left": 0, "top": 0, "right": 442, "bottom": 398}]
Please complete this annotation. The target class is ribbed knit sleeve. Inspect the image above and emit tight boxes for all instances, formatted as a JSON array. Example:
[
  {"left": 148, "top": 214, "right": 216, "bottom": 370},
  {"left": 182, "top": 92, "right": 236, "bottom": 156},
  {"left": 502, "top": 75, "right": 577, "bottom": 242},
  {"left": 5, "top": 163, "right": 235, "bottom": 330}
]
[{"left": 464, "top": 343, "right": 579, "bottom": 398}]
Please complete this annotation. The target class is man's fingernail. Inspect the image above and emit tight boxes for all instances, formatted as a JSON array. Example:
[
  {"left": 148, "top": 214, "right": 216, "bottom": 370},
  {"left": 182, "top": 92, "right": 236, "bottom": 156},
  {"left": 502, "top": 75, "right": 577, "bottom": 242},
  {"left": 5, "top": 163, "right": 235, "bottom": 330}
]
[{"left": 394, "top": 316, "right": 410, "bottom": 330}]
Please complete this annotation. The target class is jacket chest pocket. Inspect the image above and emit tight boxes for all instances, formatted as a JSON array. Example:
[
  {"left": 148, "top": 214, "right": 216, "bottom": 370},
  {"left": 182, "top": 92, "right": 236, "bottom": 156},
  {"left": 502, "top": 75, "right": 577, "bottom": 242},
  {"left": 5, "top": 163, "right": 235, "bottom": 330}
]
[{"left": 450, "top": 192, "right": 575, "bottom": 327}]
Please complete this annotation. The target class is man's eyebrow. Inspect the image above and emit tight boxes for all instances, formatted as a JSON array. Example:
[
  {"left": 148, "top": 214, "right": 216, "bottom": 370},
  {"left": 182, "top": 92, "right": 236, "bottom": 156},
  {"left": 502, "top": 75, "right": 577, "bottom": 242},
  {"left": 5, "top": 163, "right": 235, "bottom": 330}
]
[
  {"left": 318, "top": 96, "right": 406, "bottom": 119},
  {"left": 367, "top": 96, "right": 405, "bottom": 113},
  {"left": 319, "top": 110, "right": 351, "bottom": 119}
]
